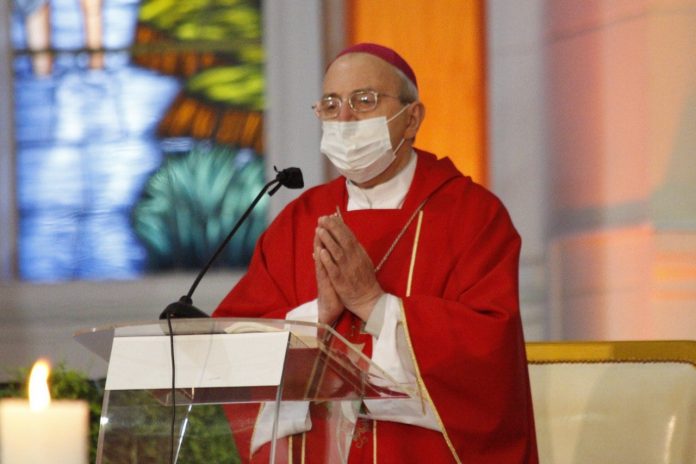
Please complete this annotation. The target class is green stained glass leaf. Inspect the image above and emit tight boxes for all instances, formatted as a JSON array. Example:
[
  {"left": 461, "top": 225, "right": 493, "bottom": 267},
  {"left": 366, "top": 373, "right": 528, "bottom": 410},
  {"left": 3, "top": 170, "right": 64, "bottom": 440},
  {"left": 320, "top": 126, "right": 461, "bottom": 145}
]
[
  {"left": 186, "top": 65, "right": 264, "bottom": 110},
  {"left": 138, "top": 0, "right": 261, "bottom": 52}
]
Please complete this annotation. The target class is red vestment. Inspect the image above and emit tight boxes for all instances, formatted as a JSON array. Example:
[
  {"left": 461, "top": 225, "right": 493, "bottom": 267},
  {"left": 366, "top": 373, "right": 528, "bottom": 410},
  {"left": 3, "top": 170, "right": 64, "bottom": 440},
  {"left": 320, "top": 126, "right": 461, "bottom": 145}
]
[{"left": 214, "top": 149, "right": 538, "bottom": 463}]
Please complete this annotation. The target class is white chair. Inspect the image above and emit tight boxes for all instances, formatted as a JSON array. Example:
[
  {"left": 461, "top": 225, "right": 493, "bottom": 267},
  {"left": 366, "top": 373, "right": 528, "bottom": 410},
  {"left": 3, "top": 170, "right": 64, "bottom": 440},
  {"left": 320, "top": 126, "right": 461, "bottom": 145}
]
[{"left": 526, "top": 340, "right": 696, "bottom": 464}]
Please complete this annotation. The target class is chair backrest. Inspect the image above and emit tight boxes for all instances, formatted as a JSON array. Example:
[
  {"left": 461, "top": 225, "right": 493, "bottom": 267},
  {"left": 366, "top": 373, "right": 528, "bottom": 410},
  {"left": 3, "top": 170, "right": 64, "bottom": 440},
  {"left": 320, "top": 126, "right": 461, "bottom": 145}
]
[{"left": 526, "top": 340, "right": 696, "bottom": 464}]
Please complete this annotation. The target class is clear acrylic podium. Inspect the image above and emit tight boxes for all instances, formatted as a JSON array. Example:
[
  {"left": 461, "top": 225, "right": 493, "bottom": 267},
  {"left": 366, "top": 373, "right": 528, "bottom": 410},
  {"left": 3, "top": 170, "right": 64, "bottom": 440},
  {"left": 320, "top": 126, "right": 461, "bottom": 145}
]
[{"left": 75, "top": 318, "right": 415, "bottom": 463}]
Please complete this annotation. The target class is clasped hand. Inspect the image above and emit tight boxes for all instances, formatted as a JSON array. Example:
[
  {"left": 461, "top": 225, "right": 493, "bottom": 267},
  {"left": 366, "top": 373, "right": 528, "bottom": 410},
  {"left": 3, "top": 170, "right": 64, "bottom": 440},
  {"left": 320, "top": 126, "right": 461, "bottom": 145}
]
[{"left": 314, "top": 214, "right": 383, "bottom": 325}]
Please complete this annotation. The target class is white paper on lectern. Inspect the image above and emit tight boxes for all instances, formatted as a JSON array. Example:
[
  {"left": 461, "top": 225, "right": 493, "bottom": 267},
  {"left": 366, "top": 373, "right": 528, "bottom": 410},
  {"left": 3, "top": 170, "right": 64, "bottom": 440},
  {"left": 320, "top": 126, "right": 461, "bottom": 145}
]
[{"left": 105, "top": 332, "right": 290, "bottom": 390}]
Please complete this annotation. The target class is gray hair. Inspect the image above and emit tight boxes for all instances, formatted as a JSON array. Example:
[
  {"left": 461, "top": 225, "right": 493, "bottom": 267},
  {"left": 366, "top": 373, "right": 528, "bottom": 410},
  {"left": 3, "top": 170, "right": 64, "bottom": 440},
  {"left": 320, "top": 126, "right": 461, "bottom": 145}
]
[{"left": 393, "top": 66, "right": 419, "bottom": 103}]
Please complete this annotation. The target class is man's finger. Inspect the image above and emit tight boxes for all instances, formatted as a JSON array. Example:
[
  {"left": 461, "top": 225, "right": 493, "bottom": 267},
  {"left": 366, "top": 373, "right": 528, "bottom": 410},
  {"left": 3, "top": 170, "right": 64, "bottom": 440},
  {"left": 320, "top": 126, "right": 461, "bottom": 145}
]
[
  {"left": 316, "top": 225, "right": 344, "bottom": 262},
  {"left": 319, "top": 247, "right": 341, "bottom": 280},
  {"left": 318, "top": 215, "right": 356, "bottom": 248}
]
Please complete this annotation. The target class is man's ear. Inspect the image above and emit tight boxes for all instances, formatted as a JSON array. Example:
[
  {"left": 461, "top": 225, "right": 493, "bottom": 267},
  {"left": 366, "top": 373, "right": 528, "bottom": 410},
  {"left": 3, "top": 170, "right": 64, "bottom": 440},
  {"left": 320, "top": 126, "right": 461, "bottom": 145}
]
[{"left": 404, "top": 102, "right": 425, "bottom": 140}]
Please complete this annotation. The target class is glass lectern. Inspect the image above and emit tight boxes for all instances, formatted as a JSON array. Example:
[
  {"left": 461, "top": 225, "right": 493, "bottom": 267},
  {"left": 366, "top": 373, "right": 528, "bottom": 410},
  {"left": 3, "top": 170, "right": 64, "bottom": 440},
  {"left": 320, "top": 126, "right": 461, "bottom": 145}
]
[{"left": 75, "top": 318, "right": 415, "bottom": 463}]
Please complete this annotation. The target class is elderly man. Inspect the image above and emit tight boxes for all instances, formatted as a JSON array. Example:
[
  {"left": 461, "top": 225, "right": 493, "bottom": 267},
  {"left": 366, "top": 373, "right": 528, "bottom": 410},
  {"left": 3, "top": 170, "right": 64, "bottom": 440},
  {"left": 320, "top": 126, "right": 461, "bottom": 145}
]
[{"left": 214, "top": 43, "right": 538, "bottom": 463}]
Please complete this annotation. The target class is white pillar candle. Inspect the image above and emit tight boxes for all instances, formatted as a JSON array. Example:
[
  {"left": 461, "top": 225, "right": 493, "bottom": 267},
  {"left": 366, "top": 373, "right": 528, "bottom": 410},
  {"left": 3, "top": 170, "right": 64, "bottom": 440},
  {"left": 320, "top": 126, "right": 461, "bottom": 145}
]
[{"left": 0, "top": 361, "right": 89, "bottom": 464}]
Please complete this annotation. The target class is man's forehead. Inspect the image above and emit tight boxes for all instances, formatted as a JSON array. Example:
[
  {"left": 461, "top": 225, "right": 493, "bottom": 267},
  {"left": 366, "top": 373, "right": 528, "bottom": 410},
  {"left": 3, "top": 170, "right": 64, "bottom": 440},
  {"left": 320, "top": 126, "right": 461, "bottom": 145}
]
[
  {"left": 330, "top": 43, "right": 418, "bottom": 89},
  {"left": 322, "top": 53, "right": 400, "bottom": 94}
]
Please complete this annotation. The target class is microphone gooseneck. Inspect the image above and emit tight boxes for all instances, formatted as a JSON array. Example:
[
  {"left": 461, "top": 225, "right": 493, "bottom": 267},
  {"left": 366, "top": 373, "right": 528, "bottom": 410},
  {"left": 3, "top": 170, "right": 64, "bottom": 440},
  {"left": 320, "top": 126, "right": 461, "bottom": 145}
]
[{"left": 159, "top": 166, "right": 304, "bottom": 319}]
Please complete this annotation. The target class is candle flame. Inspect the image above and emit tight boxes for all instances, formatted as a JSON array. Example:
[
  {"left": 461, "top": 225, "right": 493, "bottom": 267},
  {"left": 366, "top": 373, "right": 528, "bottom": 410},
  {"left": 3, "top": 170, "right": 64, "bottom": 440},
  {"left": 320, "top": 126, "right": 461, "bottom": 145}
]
[{"left": 28, "top": 359, "right": 52, "bottom": 411}]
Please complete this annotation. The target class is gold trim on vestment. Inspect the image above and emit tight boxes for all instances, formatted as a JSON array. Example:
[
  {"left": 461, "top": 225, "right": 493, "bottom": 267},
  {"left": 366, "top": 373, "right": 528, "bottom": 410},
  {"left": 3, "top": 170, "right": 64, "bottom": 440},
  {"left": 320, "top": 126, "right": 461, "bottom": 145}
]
[
  {"left": 373, "top": 420, "right": 378, "bottom": 463},
  {"left": 405, "top": 210, "right": 428, "bottom": 416},
  {"left": 398, "top": 300, "right": 462, "bottom": 464},
  {"left": 301, "top": 432, "right": 306, "bottom": 464},
  {"left": 288, "top": 434, "right": 293, "bottom": 464},
  {"left": 406, "top": 211, "right": 424, "bottom": 295},
  {"left": 399, "top": 210, "right": 463, "bottom": 464}
]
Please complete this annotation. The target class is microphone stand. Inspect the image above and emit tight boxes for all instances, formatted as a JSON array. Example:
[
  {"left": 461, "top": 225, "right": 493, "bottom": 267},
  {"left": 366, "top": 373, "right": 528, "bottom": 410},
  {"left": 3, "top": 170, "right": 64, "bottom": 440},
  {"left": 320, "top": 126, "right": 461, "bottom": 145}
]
[
  {"left": 159, "top": 166, "right": 303, "bottom": 464},
  {"left": 160, "top": 166, "right": 302, "bottom": 319}
]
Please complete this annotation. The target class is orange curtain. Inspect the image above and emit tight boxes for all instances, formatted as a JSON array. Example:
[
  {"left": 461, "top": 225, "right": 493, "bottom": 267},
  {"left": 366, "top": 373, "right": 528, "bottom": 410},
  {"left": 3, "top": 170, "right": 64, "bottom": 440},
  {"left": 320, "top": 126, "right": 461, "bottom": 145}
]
[{"left": 346, "top": 0, "right": 487, "bottom": 184}]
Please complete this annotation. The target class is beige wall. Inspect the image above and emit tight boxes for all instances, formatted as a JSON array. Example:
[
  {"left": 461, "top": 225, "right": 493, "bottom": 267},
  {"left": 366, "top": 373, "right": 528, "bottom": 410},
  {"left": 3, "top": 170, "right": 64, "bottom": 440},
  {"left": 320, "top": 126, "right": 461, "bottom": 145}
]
[
  {"left": 0, "top": 273, "right": 243, "bottom": 381},
  {"left": 488, "top": 0, "right": 550, "bottom": 339},
  {"left": 490, "top": 0, "right": 696, "bottom": 340}
]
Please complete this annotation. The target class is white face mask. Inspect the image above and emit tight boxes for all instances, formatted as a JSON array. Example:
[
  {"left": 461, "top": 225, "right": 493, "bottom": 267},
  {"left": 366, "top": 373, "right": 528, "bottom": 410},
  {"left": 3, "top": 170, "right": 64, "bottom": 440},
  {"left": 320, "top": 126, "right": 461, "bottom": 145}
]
[{"left": 320, "top": 105, "right": 409, "bottom": 184}]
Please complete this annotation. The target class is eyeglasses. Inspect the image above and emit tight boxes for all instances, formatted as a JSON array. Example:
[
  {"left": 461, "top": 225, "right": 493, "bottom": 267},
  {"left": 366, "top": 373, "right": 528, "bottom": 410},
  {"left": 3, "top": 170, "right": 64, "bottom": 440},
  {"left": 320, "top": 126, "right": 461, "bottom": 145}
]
[{"left": 312, "top": 90, "right": 402, "bottom": 120}]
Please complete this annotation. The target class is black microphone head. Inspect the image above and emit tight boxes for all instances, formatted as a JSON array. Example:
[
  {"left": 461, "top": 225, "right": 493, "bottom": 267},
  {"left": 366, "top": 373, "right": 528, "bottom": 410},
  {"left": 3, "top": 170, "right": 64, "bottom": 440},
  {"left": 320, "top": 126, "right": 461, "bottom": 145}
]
[{"left": 275, "top": 167, "right": 304, "bottom": 189}]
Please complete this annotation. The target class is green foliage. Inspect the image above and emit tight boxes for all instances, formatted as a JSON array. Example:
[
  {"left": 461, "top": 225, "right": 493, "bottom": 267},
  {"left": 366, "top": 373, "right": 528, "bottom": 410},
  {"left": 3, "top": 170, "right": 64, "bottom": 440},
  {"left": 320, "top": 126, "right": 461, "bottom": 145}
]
[
  {"left": 177, "top": 405, "right": 241, "bottom": 463},
  {"left": 132, "top": 144, "right": 267, "bottom": 270},
  {"left": 101, "top": 390, "right": 239, "bottom": 463}
]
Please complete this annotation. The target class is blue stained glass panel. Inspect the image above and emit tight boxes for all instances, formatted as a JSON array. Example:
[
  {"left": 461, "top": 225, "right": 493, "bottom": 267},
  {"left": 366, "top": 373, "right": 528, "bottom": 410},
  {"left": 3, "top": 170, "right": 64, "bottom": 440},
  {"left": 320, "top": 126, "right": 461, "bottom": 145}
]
[{"left": 13, "top": 0, "right": 266, "bottom": 282}]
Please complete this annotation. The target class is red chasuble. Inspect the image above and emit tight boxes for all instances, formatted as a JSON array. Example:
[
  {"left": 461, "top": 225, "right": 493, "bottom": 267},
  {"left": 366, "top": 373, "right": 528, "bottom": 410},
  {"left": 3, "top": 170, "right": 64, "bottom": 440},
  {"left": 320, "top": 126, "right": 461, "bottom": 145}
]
[{"left": 214, "top": 149, "right": 539, "bottom": 463}]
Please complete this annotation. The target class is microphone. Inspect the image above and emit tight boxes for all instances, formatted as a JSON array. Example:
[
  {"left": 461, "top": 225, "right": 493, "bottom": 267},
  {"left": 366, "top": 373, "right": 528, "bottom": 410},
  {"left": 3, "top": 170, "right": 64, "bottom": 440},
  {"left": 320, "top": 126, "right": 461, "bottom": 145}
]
[
  {"left": 160, "top": 166, "right": 304, "bottom": 319},
  {"left": 275, "top": 166, "right": 304, "bottom": 189}
]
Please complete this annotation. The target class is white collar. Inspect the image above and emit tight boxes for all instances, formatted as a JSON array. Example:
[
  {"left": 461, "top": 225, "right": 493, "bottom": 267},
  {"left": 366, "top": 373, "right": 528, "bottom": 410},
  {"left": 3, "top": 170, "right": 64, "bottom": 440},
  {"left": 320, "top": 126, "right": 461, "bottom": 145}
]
[{"left": 346, "top": 150, "right": 417, "bottom": 211}]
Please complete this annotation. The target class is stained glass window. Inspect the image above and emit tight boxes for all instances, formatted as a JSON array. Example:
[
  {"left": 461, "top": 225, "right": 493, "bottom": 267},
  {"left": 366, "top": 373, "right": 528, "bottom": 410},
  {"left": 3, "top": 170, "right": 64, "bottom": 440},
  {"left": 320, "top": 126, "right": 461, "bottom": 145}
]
[{"left": 11, "top": 0, "right": 266, "bottom": 282}]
